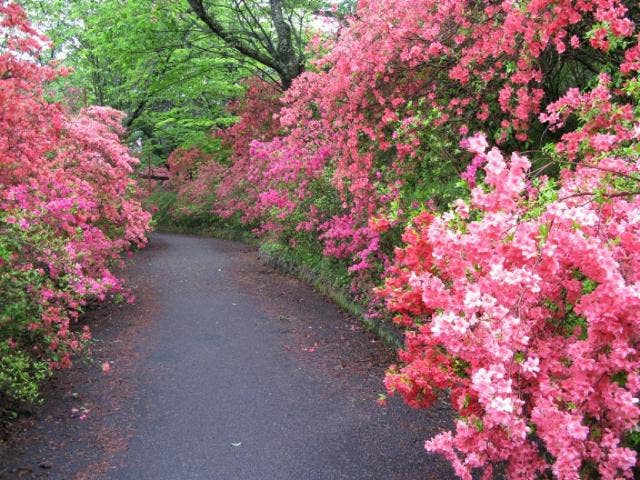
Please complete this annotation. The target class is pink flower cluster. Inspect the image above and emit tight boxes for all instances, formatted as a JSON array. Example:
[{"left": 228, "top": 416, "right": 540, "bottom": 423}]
[
  {"left": 0, "top": 2, "right": 150, "bottom": 379},
  {"left": 383, "top": 129, "right": 640, "bottom": 478},
  {"left": 212, "top": 78, "right": 283, "bottom": 222}
]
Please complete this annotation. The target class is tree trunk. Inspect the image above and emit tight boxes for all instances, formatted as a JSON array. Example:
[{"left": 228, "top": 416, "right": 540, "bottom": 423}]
[{"left": 269, "top": 0, "right": 303, "bottom": 89}]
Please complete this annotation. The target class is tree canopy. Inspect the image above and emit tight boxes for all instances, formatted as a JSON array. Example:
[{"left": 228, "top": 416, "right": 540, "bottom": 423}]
[{"left": 22, "top": 0, "right": 332, "bottom": 159}]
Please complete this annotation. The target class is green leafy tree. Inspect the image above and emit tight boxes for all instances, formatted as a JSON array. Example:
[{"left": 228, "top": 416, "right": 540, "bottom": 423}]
[
  {"left": 185, "top": 0, "right": 326, "bottom": 89},
  {"left": 23, "top": 0, "right": 246, "bottom": 158}
]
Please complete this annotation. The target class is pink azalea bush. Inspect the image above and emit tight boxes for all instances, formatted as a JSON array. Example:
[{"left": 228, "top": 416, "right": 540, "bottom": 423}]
[
  {"left": 382, "top": 74, "right": 640, "bottom": 477},
  {"left": 212, "top": 78, "right": 282, "bottom": 224},
  {"left": 0, "top": 2, "right": 150, "bottom": 402}
]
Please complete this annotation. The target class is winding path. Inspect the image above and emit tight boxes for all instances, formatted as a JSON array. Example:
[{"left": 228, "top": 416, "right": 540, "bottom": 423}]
[{"left": 1, "top": 233, "right": 453, "bottom": 480}]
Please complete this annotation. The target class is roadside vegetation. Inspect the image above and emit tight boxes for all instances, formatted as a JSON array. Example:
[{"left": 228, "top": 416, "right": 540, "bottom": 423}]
[{"left": 0, "top": 3, "right": 151, "bottom": 406}]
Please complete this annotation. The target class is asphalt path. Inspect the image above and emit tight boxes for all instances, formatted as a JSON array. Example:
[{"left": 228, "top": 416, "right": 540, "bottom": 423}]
[{"left": 1, "top": 233, "right": 454, "bottom": 480}]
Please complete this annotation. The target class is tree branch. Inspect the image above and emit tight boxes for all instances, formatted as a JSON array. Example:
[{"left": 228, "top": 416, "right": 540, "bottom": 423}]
[{"left": 186, "top": 0, "right": 285, "bottom": 77}]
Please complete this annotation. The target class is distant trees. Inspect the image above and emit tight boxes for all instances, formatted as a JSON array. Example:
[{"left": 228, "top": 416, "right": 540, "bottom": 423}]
[{"left": 21, "top": 0, "right": 333, "bottom": 160}]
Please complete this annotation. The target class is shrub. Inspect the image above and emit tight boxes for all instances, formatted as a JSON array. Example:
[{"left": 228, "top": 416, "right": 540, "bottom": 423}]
[
  {"left": 0, "top": 2, "right": 151, "bottom": 402},
  {"left": 382, "top": 119, "right": 640, "bottom": 478}
]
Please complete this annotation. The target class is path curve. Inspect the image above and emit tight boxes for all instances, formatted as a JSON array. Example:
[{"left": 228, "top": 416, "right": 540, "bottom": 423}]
[{"left": 1, "top": 233, "right": 454, "bottom": 480}]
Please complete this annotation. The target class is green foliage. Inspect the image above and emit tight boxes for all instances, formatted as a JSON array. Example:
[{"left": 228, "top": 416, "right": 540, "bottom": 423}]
[
  {"left": 259, "top": 241, "right": 402, "bottom": 348},
  {"left": 23, "top": 0, "right": 337, "bottom": 160},
  {"left": 144, "top": 187, "right": 255, "bottom": 241},
  {"left": 261, "top": 241, "right": 350, "bottom": 291},
  {"left": 0, "top": 222, "right": 62, "bottom": 403},
  {"left": 0, "top": 344, "right": 49, "bottom": 404},
  {"left": 144, "top": 189, "right": 179, "bottom": 228},
  {"left": 391, "top": 104, "right": 467, "bottom": 211},
  {"left": 23, "top": 0, "right": 246, "bottom": 159},
  {"left": 524, "top": 177, "right": 559, "bottom": 220}
]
